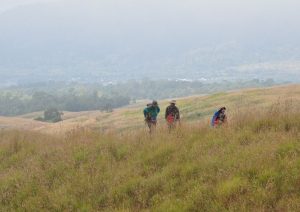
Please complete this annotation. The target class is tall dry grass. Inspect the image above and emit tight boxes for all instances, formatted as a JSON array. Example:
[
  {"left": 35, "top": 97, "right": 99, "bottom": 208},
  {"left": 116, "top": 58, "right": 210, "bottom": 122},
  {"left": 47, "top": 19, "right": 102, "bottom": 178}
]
[{"left": 0, "top": 100, "right": 300, "bottom": 211}]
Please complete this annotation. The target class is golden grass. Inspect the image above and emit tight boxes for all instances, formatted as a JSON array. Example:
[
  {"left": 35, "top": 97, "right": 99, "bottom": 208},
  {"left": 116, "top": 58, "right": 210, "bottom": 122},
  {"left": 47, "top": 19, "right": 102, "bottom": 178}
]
[
  {"left": 0, "top": 95, "right": 300, "bottom": 211},
  {"left": 1, "top": 84, "right": 298, "bottom": 135}
]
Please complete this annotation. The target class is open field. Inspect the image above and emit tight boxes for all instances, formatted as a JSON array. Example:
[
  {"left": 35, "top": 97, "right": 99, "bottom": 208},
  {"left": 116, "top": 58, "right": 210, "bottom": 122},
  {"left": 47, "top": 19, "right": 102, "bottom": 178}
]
[
  {"left": 0, "top": 88, "right": 300, "bottom": 211},
  {"left": 0, "top": 84, "right": 299, "bottom": 134}
]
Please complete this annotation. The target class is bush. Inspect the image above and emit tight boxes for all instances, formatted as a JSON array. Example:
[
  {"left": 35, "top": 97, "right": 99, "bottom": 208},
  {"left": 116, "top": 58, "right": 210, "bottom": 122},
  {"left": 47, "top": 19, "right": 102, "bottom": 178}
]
[
  {"left": 35, "top": 108, "right": 63, "bottom": 123},
  {"left": 44, "top": 108, "right": 63, "bottom": 123}
]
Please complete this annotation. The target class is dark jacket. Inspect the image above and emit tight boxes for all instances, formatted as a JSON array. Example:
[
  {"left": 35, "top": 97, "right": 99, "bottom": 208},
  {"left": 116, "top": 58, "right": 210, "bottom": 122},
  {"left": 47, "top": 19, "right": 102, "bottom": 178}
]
[
  {"left": 144, "top": 106, "right": 160, "bottom": 120},
  {"left": 165, "top": 105, "right": 180, "bottom": 120},
  {"left": 211, "top": 111, "right": 226, "bottom": 126}
]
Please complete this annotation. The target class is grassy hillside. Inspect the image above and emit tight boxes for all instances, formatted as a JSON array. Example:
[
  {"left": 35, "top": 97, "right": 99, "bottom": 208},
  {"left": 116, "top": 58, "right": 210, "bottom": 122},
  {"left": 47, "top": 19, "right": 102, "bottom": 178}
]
[
  {"left": 1, "top": 84, "right": 299, "bottom": 134},
  {"left": 0, "top": 85, "right": 300, "bottom": 211}
]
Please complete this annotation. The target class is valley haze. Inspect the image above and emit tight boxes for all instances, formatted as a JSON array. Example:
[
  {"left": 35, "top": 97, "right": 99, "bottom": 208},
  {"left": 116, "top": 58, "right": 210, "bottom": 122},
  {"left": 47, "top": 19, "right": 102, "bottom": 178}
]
[{"left": 0, "top": 0, "right": 300, "bottom": 85}]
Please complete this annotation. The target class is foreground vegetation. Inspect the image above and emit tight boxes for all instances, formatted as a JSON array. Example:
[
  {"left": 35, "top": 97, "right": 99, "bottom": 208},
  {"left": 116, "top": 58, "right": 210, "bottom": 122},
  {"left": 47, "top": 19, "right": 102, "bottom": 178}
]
[{"left": 0, "top": 98, "right": 300, "bottom": 211}]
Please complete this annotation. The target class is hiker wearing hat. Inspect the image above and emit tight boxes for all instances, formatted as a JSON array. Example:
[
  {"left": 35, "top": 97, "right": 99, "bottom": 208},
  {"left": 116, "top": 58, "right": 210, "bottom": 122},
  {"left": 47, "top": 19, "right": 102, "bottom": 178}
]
[
  {"left": 211, "top": 107, "right": 227, "bottom": 127},
  {"left": 143, "top": 100, "right": 160, "bottom": 133},
  {"left": 165, "top": 100, "right": 180, "bottom": 131}
]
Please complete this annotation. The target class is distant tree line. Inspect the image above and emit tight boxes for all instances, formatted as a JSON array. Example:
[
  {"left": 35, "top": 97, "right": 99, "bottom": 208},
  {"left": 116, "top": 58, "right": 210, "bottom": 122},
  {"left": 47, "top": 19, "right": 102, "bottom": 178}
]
[
  {"left": 0, "top": 91, "right": 130, "bottom": 116},
  {"left": 0, "top": 78, "right": 278, "bottom": 116},
  {"left": 99, "top": 78, "right": 277, "bottom": 100}
]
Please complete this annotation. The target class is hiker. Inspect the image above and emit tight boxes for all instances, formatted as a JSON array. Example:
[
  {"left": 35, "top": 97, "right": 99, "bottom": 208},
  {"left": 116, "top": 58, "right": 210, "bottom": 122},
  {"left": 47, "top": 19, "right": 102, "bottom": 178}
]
[
  {"left": 143, "top": 100, "right": 160, "bottom": 133},
  {"left": 211, "top": 107, "right": 227, "bottom": 127},
  {"left": 165, "top": 100, "right": 180, "bottom": 131}
]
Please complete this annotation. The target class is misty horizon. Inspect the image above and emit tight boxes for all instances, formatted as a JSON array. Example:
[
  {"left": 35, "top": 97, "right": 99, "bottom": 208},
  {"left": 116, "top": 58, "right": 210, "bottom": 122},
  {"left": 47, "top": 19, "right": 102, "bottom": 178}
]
[{"left": 0, "top": 0, "right": 300, "bottom": 84}]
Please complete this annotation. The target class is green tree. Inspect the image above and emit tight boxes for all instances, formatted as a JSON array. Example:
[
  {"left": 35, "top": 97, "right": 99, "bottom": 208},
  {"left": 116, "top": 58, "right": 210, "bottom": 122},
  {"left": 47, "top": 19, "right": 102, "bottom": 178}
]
[{"left": 44, "top": 108, "right": 63, "bottom": 123}]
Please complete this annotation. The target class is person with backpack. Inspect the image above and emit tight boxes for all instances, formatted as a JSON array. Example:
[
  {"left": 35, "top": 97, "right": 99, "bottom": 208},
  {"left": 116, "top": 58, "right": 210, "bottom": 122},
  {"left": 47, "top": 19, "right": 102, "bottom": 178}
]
[
  {"left": 143, "top": 100, "right": 160, "bottom": 133},
  {"left": 211, "top": 107, "right": 227, "bottom": 127},
  {"left": 165, "top": 100, "right": 180, "bottom": 131}
]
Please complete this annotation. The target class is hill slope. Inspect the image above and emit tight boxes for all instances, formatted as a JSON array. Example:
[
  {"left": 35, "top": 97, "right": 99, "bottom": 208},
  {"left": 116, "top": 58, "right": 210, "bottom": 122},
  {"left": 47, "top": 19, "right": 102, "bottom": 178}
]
[
  {"left": 0, "top": 85, "right": 300, "bottom": 210},
  {"left": 0, "top": 91, "right": 299, "bottom": 211},
  {"left": 1, "top": 84, "right": 299, "bottom": 134}
]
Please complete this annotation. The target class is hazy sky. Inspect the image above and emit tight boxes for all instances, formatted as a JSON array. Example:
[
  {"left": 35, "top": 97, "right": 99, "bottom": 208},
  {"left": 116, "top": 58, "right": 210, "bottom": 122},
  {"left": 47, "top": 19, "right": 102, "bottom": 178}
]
[
  {"left": 1, "top": 0, "right": 298, "bottom": 47},
  {"left": 1, "top": 0, "right": 300, "bottom": 53},
  {"left": 0, "top": 0, "right": 299, "bottom": 82},
  {"left": 1, "top": 0, "right": 299, "bottom": 14},
  {"left": 0, "top": 0, "right": 56, "bottom": 12}
]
